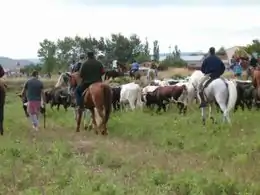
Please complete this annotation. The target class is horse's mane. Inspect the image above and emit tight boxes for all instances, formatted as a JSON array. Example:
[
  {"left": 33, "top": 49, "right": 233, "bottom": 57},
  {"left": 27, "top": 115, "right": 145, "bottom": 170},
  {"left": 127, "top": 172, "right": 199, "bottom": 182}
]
[{"left": 55, "top": 73, "right": 65, "bottom": 88}]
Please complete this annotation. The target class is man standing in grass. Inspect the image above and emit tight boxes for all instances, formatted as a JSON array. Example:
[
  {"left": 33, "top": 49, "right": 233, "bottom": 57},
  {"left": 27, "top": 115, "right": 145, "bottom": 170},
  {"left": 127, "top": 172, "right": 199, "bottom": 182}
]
[{"left": 21, "top": 70, "right": 45, "bottom": 131}]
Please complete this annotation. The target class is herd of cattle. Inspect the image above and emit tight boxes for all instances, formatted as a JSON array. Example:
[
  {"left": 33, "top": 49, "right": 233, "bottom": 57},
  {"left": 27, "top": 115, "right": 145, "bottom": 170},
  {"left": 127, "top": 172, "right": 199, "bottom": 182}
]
[{"left": 18, "top": 76, "right": 259, "bottom": 118}]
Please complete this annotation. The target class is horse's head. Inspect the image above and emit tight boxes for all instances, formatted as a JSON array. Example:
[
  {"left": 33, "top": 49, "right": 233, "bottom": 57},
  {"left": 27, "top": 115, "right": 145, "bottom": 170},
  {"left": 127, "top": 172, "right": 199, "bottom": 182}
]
[
  {"left": 55, "top": 72, "right": 71, "bottom": 88},
  {"left": 44, "top": 90, "right": 52, "bottom": 103}
]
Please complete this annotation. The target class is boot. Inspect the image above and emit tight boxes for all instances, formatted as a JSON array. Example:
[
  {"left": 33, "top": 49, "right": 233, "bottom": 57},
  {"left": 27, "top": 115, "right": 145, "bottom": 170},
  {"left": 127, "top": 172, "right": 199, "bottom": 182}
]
[{"left": 199, "top": 92, "right": 207, "bottom": 108}]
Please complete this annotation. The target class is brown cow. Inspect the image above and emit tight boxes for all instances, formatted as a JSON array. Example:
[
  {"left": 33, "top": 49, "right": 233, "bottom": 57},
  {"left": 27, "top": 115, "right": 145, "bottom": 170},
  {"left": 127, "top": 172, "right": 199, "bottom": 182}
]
[{"left": 145, "top": 85, "right": 187, "bottom": 113}]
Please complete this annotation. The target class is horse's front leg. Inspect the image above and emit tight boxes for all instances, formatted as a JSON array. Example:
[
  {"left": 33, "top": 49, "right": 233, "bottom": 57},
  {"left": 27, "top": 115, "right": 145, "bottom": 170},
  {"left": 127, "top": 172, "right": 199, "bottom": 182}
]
[
  {"left": 76, "top": 109, "right": 83, "bottom": 132},
  {"left": 89, "top": 108, "right": 98, "bottom": 134},
  {"left": 201, "top": 107, "right": 206, "bottom": 125},
  {"left": 83, "top": 110, "right": 92, "bottom": 130},
  {"left": 73, "top": 108, "right": 77, "bottom": 121}
]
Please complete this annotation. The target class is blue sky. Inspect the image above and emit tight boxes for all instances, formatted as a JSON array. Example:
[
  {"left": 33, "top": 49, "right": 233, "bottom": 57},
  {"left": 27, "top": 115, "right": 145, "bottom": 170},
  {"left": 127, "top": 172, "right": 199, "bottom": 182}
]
[{"left": 0, "top": 0, "right": 260, "bottom": 58}]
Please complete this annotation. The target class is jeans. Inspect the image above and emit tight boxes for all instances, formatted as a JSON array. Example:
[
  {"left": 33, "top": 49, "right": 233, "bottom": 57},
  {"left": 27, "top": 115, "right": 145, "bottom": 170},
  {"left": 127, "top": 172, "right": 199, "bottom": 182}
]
[{"left": 198, "top": 74, "right": 211, "bottom": 92}]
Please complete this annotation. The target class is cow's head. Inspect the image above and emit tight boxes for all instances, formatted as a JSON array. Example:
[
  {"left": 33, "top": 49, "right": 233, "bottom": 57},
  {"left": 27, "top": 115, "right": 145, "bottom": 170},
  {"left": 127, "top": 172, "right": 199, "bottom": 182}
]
[{"left": 44, "top": 90, "right": 52, "bottom": 103}]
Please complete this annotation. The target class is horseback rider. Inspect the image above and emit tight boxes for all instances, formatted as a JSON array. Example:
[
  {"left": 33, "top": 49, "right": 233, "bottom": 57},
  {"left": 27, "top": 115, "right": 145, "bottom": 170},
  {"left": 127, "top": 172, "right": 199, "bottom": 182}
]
[
  {"left": 72, "top": 54, "right": 85, "bottom": 73},
  {"left": 151, "top": 60, "right": 158, "bottom": 77},
  {"left": 198, "top": 47, "right": 226, "bottom": 108},
  {"left": 130, "top": 59, "right": 140, "bottom": 74},
  {"left": 69, "top": 60, "right": 76, "bottom": 72},
  {"left": 75, "top": 51, "right": 105, "bottom": 110},
  {"left": 250, "top": 54, "right": 258, "bottom": 69}
]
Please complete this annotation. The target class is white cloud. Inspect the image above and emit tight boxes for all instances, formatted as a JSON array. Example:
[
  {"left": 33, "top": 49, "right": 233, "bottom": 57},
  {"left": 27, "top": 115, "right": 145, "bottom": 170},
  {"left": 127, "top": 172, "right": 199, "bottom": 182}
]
[{"left": 0, "top": 0, "right": 260, "bottom": 58}]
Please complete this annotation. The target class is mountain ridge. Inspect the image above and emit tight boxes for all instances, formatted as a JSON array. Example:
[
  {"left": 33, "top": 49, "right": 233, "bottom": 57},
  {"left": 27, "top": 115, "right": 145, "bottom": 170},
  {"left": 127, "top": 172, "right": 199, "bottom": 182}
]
[{"left": 0, "top": 57, "right": 40, "bottom": 69}]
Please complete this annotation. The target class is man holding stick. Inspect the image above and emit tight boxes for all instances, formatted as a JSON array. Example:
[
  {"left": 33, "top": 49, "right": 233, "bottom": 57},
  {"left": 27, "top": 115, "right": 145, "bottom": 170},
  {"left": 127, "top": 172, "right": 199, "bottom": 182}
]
[{"left": 21, "top": 70, "right": 45, "bottom": 131}]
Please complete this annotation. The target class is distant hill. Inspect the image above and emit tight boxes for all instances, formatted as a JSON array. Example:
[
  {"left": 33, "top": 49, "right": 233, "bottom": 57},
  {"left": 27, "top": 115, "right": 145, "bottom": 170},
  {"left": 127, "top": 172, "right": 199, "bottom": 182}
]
[{"left": 0, "top": 57, "right": 40, "bottom": 69}]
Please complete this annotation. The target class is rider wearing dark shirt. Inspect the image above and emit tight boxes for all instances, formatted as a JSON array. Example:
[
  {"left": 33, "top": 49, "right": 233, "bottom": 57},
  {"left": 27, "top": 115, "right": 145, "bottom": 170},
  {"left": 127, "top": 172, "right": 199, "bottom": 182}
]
[
  {"left": 75, "top": 51, "right": 105, "bottom": 109},
  {"left": 198, "top": 47, "right": 226, "bottom": 108}
]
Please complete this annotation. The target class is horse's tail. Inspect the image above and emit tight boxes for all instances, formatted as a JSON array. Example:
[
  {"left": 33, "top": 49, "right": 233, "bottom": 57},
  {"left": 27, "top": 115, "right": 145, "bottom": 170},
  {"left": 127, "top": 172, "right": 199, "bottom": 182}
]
[
  {"left": 226, "top": 80, "right": 237, "bottom": 113},
  {"left": 256, "top": 87, "right": 260, "bottom": 100},
  {"left": 103, "top": 84, "right": 112, "bottom": 123}
]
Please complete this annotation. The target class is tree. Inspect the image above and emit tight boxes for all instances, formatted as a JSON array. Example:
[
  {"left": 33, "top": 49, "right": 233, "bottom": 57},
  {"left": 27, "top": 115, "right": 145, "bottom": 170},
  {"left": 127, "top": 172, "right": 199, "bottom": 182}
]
[
  {"left": 172, "top": 45, "right": 181, "bottom": 59},
  {"left": 37, "top": 39, "right": 57, "bottom": 73},
  {"left": 244, "top": 39, "right": 260, "bottom": 55},
  {"left": 153, "top": 40, "right": 160, "bottom": 62},
  {"left": 143, "top": 37, "right": 150, "bottom": 57},
  {"left": 160, "top": 45, "right": 186, "bottom": 68},
  {"left": 216, "top": 46, "right": 226, "bottom": 55},
  {"left": 56, "top": 37, "right": 75, "bottom": 70},
  {"left": 37, "top": 33, "right": 149, "bottom": 72}
]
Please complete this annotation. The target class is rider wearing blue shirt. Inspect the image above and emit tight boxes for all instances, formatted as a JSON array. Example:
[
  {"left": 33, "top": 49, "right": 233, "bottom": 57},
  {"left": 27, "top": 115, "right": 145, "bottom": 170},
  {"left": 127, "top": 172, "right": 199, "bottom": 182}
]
[
  {"left": 130, "top": 60, "right": 139, "bottom": 73},
  {"left": 198, "top": 47, "right": 226, "bottom": 108},
  {"left": 72, "top": 54, "right": 85, "bottom": 73}
]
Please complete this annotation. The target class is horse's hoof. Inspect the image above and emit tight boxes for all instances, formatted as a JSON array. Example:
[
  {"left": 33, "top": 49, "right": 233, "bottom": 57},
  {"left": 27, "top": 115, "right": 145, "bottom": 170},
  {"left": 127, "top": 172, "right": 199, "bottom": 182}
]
[{"left": 101, "top": 131, "right": 108, "bottom": 136}]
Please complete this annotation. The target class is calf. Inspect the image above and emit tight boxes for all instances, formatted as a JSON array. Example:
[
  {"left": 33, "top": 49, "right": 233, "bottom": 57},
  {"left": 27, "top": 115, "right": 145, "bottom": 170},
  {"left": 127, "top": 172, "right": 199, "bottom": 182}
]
[
  {"left": 235, "top": 82, "right": 255, "bottom": 111},
  {"left": 45, "top": 87, "right": 71, "bottom": 111},
  {"left": 216, "top": 81, "right": 255, "bottom": 112},
  {"left": 111, "top": 87, "right": 121, "bottom": 111}
]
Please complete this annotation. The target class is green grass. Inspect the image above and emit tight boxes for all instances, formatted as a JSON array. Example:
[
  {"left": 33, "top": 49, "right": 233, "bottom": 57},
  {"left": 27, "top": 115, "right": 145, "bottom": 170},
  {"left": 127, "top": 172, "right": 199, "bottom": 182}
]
[
  {"left": 0, "top": 74, "right": 260, "bottom": 195},
  {"left": 2, "top": 89, "right": 260, "bottom": 194}
]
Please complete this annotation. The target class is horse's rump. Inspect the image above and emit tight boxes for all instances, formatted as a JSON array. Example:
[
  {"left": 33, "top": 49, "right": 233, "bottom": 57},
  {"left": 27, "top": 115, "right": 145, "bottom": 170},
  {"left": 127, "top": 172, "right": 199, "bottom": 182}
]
[{"left": 83, "top": 82, "right": 112, "bottom": 123}]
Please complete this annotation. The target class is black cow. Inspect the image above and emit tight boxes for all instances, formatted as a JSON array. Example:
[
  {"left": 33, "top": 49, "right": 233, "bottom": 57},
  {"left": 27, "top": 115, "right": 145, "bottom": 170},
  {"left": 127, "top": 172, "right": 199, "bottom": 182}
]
[
  {"left": 45, "top": 87, "right": 71, "bottom": 111},
  {"left": 111, "top": 87, "right": 121, "bottom": 111},
  {"left": 235, "top": 82, "right": 255, "bottom": 111},
  {"left": 215, "top": 81, "right": 255, "bottom": 112}
]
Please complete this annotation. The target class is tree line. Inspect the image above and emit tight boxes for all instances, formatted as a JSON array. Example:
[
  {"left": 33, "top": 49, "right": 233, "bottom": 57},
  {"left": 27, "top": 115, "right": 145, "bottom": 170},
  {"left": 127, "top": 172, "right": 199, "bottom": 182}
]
[
  {"left": 22, "top": 34, "right": 260, "bottom": 74},
  {"left": 35, "top": 34, "right": 160, "bottom": 73}
]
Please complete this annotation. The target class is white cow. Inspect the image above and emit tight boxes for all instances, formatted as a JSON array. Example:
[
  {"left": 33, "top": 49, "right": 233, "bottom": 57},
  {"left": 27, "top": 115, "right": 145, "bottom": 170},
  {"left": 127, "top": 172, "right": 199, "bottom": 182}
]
[
  {"left": 153, "top": 79, "right": 170, "bottom": 86},
  {"left": 120, "top": 82, "right": 143, "bottom": 110}
]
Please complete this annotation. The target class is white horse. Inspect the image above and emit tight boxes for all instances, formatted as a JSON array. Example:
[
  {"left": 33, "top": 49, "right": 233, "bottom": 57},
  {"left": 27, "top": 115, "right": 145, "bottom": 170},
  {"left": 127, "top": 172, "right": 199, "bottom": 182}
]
[
  {"left": 120, "top": 82, "right": 143, "bottom": 111},
  {"left": 55, "top": 72, "right": 71, "bottom": 88},
  {"left": 54, "top": 72, "right": 90, "bottom": 128},
  {"left": 187, "top": 70, "right": 237, "bottom": 124},
  {"left": 146, "top": 68, "right": 157, "bottom": 82}
]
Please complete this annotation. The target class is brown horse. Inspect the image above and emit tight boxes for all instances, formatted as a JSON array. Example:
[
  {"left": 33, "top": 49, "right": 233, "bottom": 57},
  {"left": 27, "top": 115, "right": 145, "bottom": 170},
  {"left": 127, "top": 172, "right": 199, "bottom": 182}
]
[
  {"left": 252, "top": 67, "right": 260, "bottom": 102},
  {"left": 69, "top": 72, "right": 112, "bottom": 135}
]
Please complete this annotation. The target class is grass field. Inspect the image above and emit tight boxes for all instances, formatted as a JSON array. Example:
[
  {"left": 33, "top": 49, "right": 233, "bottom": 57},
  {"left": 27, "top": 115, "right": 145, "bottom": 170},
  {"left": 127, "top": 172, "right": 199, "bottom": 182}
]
[{"left": 2, "top": 70, "right": 260, "bottom": 194}]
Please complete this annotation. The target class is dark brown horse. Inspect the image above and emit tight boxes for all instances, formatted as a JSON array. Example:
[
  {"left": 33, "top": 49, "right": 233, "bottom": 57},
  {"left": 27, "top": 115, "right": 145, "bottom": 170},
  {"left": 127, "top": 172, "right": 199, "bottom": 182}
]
[
  {"left": 252, "top": 67, "right": 260, "bottom": 105},
  {"left": 69, "top": 73, "right": 112, "bottom": 135},
  {"left": 0, "top": 65, "right": 6, "bottom": 135},
  {"left": 104, "top": 61, "right": 127, "bottom": 80},
  {"left": 129, "top": 70, "right": 141, "bottom": 80}
]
